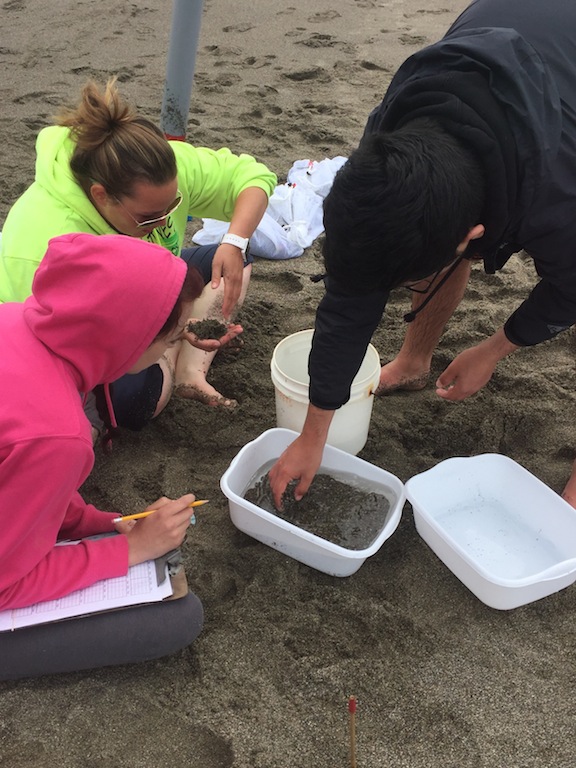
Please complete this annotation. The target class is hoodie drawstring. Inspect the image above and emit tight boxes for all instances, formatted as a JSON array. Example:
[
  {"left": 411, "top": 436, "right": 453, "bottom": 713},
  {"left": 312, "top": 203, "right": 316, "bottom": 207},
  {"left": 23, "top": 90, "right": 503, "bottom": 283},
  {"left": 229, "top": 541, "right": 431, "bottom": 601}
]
[{"left": 92, "top": 384, "right": 120, "bottom": 454}]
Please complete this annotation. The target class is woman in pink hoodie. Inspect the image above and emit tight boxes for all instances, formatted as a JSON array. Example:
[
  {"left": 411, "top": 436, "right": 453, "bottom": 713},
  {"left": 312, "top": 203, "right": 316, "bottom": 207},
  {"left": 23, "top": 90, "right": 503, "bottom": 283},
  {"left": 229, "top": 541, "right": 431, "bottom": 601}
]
[{"left": 0, "top": 232, "right": 205, "bottom": 679}]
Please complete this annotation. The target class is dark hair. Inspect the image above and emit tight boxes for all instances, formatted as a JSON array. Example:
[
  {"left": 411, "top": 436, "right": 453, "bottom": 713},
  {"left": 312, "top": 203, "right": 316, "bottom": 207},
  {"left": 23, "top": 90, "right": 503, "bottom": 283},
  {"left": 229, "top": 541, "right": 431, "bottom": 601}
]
[
  {"left": 56, "top": 77, "right": 177, "bottom": 197},
  {"left": 155, "top": 263, "right": 205, "bottom": 339},
  {"left": 322, "top": 119, "right": 485, "bottom": 293}
]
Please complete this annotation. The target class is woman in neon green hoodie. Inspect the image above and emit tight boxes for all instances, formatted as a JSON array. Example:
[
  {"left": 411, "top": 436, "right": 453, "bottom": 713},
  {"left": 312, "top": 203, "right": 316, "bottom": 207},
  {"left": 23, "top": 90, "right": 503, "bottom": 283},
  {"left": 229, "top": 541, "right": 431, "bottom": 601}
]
[{"left": 0, "top": 78, "right": 277, "bottom": 424}]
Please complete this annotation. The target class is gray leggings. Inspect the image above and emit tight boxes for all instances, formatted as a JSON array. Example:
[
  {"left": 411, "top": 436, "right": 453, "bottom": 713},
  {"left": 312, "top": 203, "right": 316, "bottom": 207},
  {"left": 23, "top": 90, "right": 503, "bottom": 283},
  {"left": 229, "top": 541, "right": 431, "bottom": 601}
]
[{"left": 0, "top": 591, "right": 203, "bottom": 681}]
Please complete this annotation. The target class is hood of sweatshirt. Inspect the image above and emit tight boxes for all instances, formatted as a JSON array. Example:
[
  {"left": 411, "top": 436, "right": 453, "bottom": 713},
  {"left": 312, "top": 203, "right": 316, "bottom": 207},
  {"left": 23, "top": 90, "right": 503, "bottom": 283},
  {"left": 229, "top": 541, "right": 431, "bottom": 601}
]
[
  {"left": 34, "top": 126, "right": 116, "bottom": 234},
  {"left": 23, "top": 232, "right": 187, "bottom": 392},
  {"left": 366, "top": 27, "right": 562, "bottom": 262}
]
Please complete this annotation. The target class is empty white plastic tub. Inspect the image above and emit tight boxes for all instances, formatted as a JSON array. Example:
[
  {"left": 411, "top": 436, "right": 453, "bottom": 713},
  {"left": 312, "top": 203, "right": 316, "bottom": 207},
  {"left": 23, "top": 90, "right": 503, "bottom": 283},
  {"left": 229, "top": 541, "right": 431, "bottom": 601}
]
[{"left": 405, "top": 454, "right": 576, "bottom": 610}]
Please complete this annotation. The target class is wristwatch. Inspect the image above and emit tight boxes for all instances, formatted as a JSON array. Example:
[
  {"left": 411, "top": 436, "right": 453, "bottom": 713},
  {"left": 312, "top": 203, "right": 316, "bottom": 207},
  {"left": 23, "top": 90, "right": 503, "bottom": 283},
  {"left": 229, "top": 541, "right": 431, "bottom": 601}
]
[{"left": 220, "top": 232, "right": 250, "bottom": 262}]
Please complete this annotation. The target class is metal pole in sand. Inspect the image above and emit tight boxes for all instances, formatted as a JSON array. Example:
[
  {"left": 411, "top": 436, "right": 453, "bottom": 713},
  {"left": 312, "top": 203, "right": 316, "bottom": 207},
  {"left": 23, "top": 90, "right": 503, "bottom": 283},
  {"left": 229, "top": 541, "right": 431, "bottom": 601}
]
[{"left": 161, "top": 0, "right": 204, "bottom": 141}]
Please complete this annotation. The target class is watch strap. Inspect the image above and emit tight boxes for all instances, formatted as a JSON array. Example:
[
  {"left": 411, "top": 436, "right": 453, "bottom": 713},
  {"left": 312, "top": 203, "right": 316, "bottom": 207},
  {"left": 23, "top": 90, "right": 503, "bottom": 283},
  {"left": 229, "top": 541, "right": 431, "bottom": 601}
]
[{"left": 220, "top": 232, "right": 249, "bottom": 260}]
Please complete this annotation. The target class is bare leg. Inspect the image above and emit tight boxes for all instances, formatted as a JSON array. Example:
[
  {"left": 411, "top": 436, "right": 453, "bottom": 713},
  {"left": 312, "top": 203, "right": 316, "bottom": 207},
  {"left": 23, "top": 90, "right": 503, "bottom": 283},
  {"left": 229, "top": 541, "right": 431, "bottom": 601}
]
[
  {"left": 377, "top": 258, "right": 472, "bottom": 395},
  {"left": 153, "top": 352, "right": 177, "bottom": 417},
  {"left": 562, "top": 461, "right": 576, "bottom": 509},
  {"left": 174, "top": 265, "right": 252, "bottom": 408}
]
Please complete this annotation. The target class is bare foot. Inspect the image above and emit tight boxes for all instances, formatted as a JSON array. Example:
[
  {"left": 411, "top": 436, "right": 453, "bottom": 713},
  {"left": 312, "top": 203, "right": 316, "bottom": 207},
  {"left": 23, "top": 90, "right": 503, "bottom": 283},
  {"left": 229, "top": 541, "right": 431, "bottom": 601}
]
[
  {"left": 374, "top": 360, "right": 430, "bottom": 396},
  {"left": 174, "top": 383, "right": 238, "bottom": 410}
]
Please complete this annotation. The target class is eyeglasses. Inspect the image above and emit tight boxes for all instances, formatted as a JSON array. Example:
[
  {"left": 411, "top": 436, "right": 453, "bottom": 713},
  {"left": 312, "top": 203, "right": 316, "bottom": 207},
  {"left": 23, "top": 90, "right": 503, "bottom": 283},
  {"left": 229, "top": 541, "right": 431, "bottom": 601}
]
[{"left": 115, "top": 190, "right": 183, "bottom": 229}]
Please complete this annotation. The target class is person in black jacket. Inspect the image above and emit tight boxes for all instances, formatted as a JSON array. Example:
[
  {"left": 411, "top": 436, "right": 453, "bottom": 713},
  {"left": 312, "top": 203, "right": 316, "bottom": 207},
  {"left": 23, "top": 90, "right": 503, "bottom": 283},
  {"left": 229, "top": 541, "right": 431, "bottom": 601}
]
[{"left": 269, "top": 0, "right": 576, "bottom": 508}]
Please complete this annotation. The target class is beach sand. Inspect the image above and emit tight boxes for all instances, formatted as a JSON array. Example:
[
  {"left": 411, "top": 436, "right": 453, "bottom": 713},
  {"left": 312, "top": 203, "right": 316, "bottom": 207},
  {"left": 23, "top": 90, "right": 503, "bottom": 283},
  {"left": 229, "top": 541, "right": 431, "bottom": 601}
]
[{"left": 2, "top": 1, "right": 576, "bottom": 766}]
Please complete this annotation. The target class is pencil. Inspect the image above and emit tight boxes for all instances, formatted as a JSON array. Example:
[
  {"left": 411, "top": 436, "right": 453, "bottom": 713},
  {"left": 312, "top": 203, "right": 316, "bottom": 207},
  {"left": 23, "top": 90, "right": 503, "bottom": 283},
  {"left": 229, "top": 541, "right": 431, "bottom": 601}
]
[{"left": 113, "top": 499, "right": 209, "bottom": 523}]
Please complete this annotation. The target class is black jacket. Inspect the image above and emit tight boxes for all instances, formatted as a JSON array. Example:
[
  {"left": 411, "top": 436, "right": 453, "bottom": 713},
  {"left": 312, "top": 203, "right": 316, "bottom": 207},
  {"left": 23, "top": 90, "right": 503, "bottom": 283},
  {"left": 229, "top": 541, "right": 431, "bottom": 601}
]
[{"left": 310, "top": 0, "right": 576, "bottom": 410}]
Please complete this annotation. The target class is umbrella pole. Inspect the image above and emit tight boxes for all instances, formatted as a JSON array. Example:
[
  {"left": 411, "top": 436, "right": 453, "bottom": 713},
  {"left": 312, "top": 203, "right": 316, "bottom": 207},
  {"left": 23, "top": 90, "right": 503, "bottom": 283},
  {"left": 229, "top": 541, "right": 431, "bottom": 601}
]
[{"left": 161, "top": 0, "right": 204, "bottom": 140}]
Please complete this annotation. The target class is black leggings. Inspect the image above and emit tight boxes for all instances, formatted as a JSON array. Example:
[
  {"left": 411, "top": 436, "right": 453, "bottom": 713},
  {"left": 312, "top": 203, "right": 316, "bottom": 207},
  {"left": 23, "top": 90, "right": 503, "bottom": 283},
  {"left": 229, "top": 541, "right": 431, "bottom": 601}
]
[{"left": 0, "top": 591, "right": 203, "bottom": 681}]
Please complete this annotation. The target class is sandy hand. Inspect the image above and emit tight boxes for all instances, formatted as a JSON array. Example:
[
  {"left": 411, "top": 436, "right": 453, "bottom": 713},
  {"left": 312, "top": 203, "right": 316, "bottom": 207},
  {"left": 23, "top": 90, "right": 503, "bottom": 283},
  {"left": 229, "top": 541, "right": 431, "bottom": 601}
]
[{"left": 183, "top": 319, "right": 243, "bottom": 352}]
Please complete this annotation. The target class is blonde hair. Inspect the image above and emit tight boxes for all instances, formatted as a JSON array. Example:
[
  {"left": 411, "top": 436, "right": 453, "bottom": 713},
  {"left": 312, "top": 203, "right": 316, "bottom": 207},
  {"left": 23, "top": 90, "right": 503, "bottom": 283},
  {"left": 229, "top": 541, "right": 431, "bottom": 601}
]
[{"left": 56, "top": 77, "right": 177, "bottom": 197}]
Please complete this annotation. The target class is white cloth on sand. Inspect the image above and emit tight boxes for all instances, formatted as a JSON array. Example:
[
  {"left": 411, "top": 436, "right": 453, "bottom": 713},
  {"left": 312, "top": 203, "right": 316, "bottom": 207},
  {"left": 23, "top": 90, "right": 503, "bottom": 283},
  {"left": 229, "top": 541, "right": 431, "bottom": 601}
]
[{"left": 192, "top": 156, "right": 347, "bottom": 260}]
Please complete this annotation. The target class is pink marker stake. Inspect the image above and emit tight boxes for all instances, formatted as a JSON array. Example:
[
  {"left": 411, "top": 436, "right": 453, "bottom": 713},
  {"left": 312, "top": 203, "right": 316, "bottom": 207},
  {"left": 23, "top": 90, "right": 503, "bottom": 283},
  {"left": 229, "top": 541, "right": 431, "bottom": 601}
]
[{"left": 348, "top": 695, "right": 357, "bottom": 768}]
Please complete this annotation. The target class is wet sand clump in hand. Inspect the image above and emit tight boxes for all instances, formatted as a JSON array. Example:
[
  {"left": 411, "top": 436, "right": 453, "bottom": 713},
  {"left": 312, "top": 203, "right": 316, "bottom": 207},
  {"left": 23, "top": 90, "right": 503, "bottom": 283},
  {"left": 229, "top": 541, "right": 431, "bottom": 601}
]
[
  {"left": 186, "top": 319, "right": 228, "bottom": 339},
  {"left": 244, "top": 472, "right": 391, "bottom": 549}
]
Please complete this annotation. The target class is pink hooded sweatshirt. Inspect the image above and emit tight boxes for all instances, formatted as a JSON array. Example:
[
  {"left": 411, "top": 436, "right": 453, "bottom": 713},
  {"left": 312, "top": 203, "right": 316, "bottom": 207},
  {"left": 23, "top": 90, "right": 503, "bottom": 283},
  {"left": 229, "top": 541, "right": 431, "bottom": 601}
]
[{"left": 0, "top": 233, "right": 187, "bottom": 609}]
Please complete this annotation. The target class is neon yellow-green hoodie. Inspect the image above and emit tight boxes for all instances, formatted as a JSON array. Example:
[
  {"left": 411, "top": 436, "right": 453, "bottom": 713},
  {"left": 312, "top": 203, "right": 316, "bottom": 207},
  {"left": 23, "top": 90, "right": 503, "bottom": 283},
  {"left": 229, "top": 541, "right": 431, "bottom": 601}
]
[{"left": 0, "top": 126, "right": 277, "bottom": 303}]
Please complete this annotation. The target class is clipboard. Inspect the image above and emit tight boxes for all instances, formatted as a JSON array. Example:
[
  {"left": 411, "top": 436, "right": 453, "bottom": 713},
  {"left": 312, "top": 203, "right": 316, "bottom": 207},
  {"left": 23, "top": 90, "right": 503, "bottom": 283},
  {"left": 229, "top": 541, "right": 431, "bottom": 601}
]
[
  {"left": 154, "top": 548, "right": 189, "bottom": 600},
  {"left": 0, "top": 549, "right": 189, "bottom": 632}
]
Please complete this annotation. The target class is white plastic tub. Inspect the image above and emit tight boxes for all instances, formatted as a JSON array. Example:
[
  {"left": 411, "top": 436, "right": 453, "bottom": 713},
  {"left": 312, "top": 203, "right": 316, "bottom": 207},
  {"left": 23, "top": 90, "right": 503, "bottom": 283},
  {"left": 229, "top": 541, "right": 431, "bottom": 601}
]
[
  {"left": 270, "top": 329, "right": 380, "bottom": 455},
  {"left": 220, "top": 428, "right": 405, "bottom": 577},
  {"left": 405, "top": 454, "right": 576, "bottom": 610}
]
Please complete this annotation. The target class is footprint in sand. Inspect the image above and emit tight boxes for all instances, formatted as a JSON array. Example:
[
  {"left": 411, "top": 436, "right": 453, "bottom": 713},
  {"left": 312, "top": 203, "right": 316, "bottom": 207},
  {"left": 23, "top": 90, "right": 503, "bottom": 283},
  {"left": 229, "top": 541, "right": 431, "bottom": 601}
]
[
  {"left": 222, "top": 22, "right": 254, "bottom": 33},
  {"left": 298, "top": 100, "right": 334, "bottom": 115},
  {"left": 13, "top": 91, "right": 61, "bottom": 106},
  {"left": 398, "top": 33, "right": 429, "bottom": 45},
  {"left": 295, "top": 34, "right": 355, "bottom": 56},
  {"left": 241, "top": 103, "right": 283, "bottom": 120},
  {"left": 285, "top": 27, "right": 307, "bottom": 38},
  {"left": 214, "top": 72, "right": 242, "bottom": 87},
  {"left": 22, "top": 116, "right": 50, "bottom": 132},
  {"left": 243, "top": 55, "right": 277, "bottom": 69},
  {"left": 296, "top": 33, "right": 335, "bottom": 47},
  {"left": 273, "top": 272, "right": 304, "bottom": 293},
  {"left": 242, "top": 85, "right": 283, "bottom": 116},
  {"left": 360, "top": 60, "right": 388, "bottom": 71},
  {"left": 308, "top": 10, "right": 341, "bottom": 23},
  {"left": 283, "top": 66, "right": 332, "bottom": 83},
  {"left": 414, "top": 8, "right": 452, "bottom": 15},
  {"left": 245, "top": 83, "right": 279, "bottom": 96}
]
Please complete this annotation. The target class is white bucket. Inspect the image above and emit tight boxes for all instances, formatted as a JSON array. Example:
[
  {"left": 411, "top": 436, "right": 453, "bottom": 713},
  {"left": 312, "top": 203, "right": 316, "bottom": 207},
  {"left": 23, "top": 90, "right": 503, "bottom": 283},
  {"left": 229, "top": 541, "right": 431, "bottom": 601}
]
[{"left": 270, "top": 329, "right": 380, "bottom": 455}]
